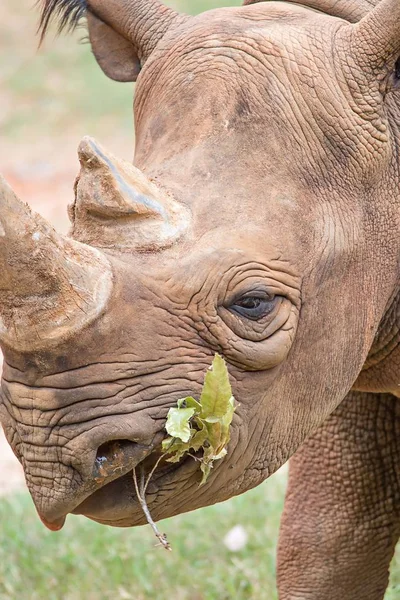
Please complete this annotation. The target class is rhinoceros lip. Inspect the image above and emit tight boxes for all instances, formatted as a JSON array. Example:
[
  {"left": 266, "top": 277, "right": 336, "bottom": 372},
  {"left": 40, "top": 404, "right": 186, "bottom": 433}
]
[
  {"left": 38, "top": 514, "right": 67, "bottom": 532},
  {"left": 41, "top": 446, "right": 197, "bottom": 530},
  {"left": 71, "top": 451, "right": 200, "bottom": 525}
]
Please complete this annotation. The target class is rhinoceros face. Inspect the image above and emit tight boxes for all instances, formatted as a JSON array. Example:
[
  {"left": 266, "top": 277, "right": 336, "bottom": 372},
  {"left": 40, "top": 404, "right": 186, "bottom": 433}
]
[{"left": 1, "top": 0, "right": 400, "bottom": 529}]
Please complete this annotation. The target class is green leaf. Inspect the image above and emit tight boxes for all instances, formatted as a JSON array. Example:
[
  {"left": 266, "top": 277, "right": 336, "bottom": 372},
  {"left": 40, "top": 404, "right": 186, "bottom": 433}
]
[
  {"left": 199, "top": 354, "right": 233, "bottom": 422},
  {"left": 199, "top": 446, "right": 228, "bottom": 487},
  {"left": 162, "top": 354, "right": 237, "bottom": 487},
  {"left": 190, "top": 420, "right": 208, "bottom": 452},
  {"left": 219, "top": 395, "right": 235, "bottom": 448},
  {"left": 213, "top": 448, "right": 228, "bottom": 461},
  {"left": 161, "top": 437, "right": 174, "bottom": 453},
  {"left": 200, "top": 462, "right": 212, "bottom": 486},
  {"left": 162, "top": 435, "right": 192, "bottom": 463},
  {"left": 165, "top": 444, "right": 192, "bottom": 463},
  {"left": 177, "top": 397, "right": 202, "bottom": 413},
  {"left": 165, "top": 407, "right": 196, "bottom": 443},
  {"left": 137, "top": 356, "right": 237, "bottom": 550}
]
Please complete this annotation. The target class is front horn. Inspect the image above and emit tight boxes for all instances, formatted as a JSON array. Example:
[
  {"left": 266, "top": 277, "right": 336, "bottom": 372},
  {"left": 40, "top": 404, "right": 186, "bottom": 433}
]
[
  {"left": 0, "top": 175, "right": 113, "bottom": 353},
  {"left": 69, "top": 137, "right": 191, "bottom": 251}
]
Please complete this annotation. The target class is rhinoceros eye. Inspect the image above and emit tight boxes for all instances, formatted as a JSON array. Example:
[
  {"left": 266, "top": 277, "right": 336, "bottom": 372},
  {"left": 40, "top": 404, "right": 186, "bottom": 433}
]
[{"left": 230, "top": 293, "right": 276, "bottom": 321}]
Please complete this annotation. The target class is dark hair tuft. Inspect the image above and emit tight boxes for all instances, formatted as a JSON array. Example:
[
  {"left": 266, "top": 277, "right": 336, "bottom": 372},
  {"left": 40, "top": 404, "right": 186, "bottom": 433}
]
[{"left": 38, "top": 0, "right": 87, "bottom": 42}]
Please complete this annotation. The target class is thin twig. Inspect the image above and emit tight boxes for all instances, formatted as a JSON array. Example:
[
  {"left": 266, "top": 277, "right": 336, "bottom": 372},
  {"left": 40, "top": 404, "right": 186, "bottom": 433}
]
[
  {"left": 142, "top": 454, "right": 166, "bottom": 495},
  {"left": 187, "top": 453, "right": 203, "bottom": 462},
  {"left": 132, "top": 467, "right": 172, "bottom": 551}
]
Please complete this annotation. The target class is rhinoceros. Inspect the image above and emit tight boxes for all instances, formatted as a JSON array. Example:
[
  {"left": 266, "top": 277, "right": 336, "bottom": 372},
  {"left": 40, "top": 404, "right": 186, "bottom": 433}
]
[{"left": 1, "top": 0, "right": 399, "bottom": 597}]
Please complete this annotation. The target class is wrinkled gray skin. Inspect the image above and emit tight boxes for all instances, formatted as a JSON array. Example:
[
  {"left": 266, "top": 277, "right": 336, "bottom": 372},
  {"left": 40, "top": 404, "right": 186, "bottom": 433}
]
[{"left": 1, "top": 0, "right": 400, "bottom": 597}]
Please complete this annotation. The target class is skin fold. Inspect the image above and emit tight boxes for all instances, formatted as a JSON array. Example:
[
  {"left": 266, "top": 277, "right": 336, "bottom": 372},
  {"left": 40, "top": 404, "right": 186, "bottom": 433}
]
[
  {"left": 0, "top": 0, "right": 399, "bottom": 597},
  {"left": 278, "top": 392, "right": 400, "bottom": 600}
]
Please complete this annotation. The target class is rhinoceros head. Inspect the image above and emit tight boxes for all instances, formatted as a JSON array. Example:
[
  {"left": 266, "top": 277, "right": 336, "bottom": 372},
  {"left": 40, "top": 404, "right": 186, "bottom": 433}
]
[{"left": 1, "top": 0, "right": 399, "bottom": 529}]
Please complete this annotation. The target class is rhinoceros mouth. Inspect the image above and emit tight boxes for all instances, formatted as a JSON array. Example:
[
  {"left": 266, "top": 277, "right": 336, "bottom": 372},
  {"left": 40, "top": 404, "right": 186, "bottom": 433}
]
[
  {"left": 36, "top": 439, "right": 160, "bottom": 531},
  {"left": 70, "top": 449, "right": 200, "bottom": 527}
]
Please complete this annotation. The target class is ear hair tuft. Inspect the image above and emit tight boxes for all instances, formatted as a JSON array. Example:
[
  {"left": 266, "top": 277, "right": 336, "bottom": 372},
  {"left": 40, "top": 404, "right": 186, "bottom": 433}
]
[{"left": 38, "top": 0, "right": 87, "bottom": 43}]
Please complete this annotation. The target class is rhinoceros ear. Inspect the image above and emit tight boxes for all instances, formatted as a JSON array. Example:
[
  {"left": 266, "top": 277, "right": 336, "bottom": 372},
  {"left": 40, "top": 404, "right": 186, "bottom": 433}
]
[
  {"left": 350, "top": 0, "right": 400, "bottom": 76},
  {"left": 70, "top": 137, "right": 190, "bottom": 251},
  {"left": 0, "top": 175, "right": 113, "bottom": 353},
  {"left": 85, "top": 12, "right": 141, "bottom": 82},
  {"left": 39, "top": 0, "right": 190, "bottom": 82}
]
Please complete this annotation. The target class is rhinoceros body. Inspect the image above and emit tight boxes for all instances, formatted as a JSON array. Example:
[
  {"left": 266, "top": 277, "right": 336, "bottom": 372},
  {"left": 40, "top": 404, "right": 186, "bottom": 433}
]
[{"left": 1, "top": 0, "right": 400, "bottom": 597}]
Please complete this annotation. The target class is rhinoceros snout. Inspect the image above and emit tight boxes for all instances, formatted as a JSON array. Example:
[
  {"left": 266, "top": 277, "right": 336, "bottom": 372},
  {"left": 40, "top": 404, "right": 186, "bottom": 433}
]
[{"left": 18, "top": 436, "right": 156, "bottom": 531}]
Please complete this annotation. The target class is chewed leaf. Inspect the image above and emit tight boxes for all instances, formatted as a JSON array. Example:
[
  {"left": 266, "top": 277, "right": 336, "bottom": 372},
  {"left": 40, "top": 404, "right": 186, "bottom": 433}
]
[
  {"left": 161, "top": 437, "right": 175, "bottom": 453},
  {"left": 200, "top": 354, "right": 233, "bottom": 421},
  {"left": 189, "top": 420, "right": 208, "bottom": 451},
  {"left": 165, "top": 441, "right": 192, "bottom": 463},
  {"left": 136, "top": 356, "right": 236, "bottom": 551},
  {"left": 213, "top": 448, "right": 228, "bottom": 461},
  {"left": 200, "top": 462, "right": 212, "bottom": 486},
  {"left": 162, "top": 354, "right": 236, "bottom": 487},
  {"left": 177, "top": 396, "right": 202, "bottom": 413},
  {"left": 163, "top": 431, "right": 197, "bottom": 463},
  {"left": 219, "top": 396, "right": 235, "bottom": 447},
  {"left": 165, "top": 407, "right": 196, "bottom": 442},
  {"left": 199, "top": 446, "right": 228, "bottom": 487}
]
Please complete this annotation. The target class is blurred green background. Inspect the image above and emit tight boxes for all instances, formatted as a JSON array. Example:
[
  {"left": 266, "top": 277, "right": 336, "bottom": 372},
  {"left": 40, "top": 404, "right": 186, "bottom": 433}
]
[
  {"left": 0, "top": 1, "right": 399, "bottom": 599},
  {"left": 1, "top": 0, "right": 242, "bottom": 142},
  {"left": 0, "top": 0, "right": 242, "bottom": 231}
]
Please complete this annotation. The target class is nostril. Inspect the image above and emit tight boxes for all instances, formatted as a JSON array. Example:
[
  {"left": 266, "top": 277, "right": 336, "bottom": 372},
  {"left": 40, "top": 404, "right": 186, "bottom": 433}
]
[
  {"left": 95, "top": 439, "right": 134, "bottom": 465},
  {"left": 93, "top": 439, "right": 152, "bottom": 481}
]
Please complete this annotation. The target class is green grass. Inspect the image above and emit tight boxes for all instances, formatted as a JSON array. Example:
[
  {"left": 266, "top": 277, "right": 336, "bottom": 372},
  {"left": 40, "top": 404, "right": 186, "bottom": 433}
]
[
  {"left": 179, "top": 0, "right": 242, "bottom": 13},
  {"left": 0, "top": 476, "right": 283, "bottom": 600},
  {"left": 0, "top": 472, "right": 399, "bottom": 600}
]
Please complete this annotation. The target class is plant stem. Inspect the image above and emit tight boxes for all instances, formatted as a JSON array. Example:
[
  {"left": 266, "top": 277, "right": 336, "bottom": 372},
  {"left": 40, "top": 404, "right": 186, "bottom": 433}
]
[
  {"left": 132, "top": 467, "right": 172, "bottom": 551},
  {"left": 142, "top": 454, "right": 165, "bottom": 495}
]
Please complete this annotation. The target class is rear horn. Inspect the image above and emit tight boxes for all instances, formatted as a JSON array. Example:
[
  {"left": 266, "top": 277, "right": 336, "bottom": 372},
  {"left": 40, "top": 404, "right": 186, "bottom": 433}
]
[{"left": 70, "top": 137, "right": 191, "bottom": 251}]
